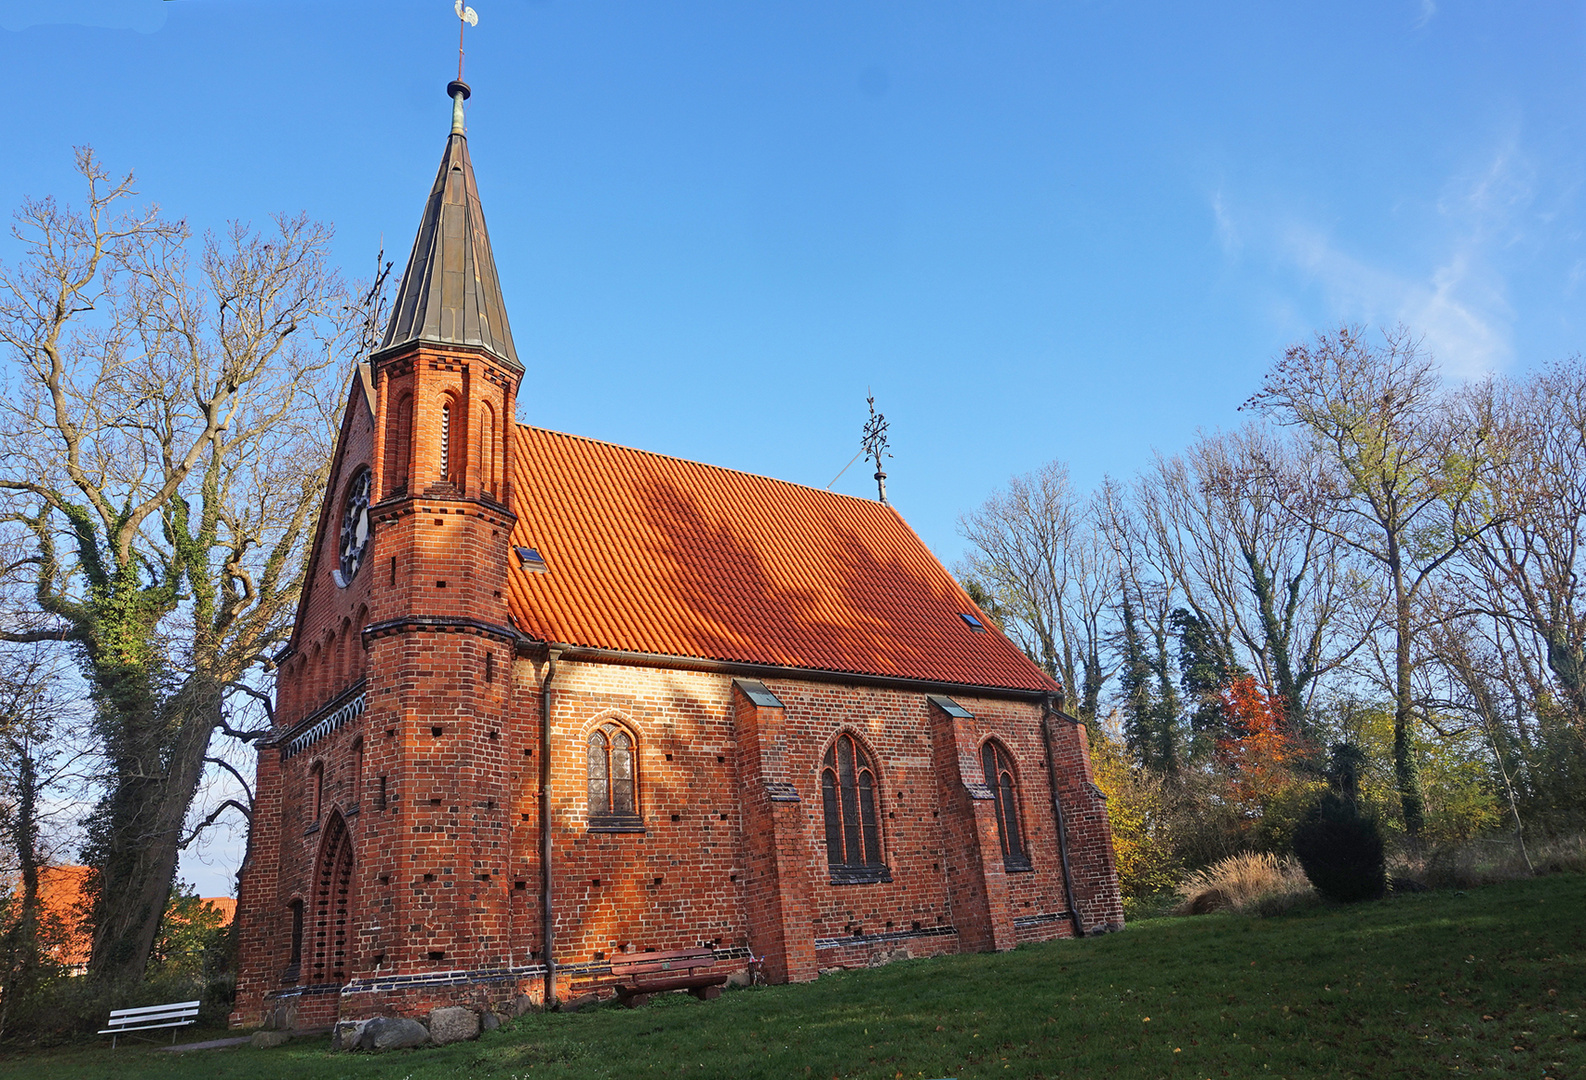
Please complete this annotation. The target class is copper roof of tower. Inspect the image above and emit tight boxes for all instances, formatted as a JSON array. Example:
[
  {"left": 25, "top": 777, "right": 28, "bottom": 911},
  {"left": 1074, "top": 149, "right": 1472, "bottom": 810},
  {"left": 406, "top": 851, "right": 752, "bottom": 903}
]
[{"left": 378, "top": 81, "right": 520, "bottom": 370}]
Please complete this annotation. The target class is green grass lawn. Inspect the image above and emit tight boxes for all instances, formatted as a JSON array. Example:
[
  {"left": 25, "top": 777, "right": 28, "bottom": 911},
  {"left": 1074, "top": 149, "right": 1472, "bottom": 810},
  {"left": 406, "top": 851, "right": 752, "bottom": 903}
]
[{"left": 4, "top": 873, "right": 1582, "bottom": 1080}]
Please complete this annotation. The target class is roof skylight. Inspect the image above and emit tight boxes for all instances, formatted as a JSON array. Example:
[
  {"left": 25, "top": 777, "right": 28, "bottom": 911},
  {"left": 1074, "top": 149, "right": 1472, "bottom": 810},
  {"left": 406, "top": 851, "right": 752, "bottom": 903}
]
[{"left": 959, "top": 612, "right": 986, "bottom": 632}]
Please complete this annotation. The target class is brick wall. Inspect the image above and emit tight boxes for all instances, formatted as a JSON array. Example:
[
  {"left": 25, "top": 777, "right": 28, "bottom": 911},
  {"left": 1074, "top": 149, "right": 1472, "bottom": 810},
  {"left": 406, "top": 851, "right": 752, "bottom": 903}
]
[{"left": 232, "top": 343, "right": 1123, "bottom": 1029}]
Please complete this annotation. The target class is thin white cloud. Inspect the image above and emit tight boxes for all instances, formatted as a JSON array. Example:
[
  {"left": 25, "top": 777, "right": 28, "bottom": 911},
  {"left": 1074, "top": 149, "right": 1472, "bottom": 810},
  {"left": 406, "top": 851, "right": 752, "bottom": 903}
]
[
  {"left": 1214, "top": 137, "right": 1534, "bottom": 379},
  {"left": 1414, "top": 0, "right": 1437, "bottom": 30}
]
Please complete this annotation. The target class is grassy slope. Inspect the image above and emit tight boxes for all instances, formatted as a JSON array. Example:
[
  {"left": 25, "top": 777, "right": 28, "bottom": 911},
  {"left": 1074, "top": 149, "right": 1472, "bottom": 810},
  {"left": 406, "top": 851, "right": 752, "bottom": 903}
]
[{"left": 4, "top": 874, "right": 1582, "bottom": 1080}]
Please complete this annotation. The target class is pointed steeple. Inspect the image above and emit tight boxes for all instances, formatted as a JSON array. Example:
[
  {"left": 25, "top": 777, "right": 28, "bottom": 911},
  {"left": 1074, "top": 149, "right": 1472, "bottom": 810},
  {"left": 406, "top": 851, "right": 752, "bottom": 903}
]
[{"left": 378, "top": 80, "right": 520, "bottom": 371}]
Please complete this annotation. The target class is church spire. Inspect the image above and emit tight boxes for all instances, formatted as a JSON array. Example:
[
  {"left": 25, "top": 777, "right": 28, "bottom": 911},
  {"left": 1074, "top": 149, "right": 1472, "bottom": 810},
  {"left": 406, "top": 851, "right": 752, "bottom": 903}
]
[{"left": 377, "top": 79, "right": 520, "bottom": 371}]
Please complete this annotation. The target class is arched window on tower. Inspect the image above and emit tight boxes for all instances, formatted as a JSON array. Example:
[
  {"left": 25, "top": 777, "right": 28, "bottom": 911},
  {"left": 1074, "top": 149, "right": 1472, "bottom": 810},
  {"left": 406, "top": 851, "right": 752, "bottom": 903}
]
[
  {"left": 479, "top": 399, "right": 498, "bottom": 500},
  {"left": 440, "top": 400, "right": 452, "bottom": 481},
  {"left": 820, "top": 733, "right": 890, "bottom": 884},
  {"left": 587, "top": 721, "right": 640, "bottom": 830},
  {"left": 438, "top": 392, "right": 466, "bottom": 488},
  {"left": 981, "top": 740, "right": 1031, "bottom": 873},
  {"left": 385, "top": 392, "right": 413, "bottom": 496}
]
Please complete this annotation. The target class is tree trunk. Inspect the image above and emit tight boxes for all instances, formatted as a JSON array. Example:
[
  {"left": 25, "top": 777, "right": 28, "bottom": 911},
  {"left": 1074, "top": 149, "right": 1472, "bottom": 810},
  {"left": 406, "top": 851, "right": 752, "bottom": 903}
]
[
  {"left": 1390, "top": 543, "right": 1425, "bottom": 837},
  {"left": 88, "top": 681, "right": 222, "bottom": 985}
]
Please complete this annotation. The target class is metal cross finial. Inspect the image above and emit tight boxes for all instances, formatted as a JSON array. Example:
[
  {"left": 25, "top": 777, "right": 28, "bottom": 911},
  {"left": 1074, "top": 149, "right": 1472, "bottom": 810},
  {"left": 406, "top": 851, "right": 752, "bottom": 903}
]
[
  {"left": 455, "top": 0, "right": 479, "bottom": 81},
  {"left": 862, "top": 389, "right": 892, "bottom": 504}
]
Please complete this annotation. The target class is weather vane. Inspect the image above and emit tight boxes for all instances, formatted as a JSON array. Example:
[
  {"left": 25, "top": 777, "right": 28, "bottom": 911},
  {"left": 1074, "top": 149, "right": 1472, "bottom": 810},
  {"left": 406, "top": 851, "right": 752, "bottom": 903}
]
[
  {"left": 862, "top": 389, "right": 892, "bottom": 504},
  {"left": 455, "top": 0, "right": 479, "bottom": 81}
]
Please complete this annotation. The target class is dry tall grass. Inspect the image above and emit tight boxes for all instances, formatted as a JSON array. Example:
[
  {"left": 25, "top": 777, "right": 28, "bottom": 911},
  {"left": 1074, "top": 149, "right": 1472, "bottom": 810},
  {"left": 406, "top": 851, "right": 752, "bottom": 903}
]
[{"left": 1175, "top": 852, "right": 1313, "bottom": 915}]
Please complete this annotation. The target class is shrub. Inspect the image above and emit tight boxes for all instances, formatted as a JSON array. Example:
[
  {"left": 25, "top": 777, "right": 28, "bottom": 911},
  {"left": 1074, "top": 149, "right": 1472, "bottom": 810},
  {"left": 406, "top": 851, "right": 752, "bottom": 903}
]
[
  {"left": 1292, "top": 794, "right": 1386, "bottom": 903},
  {"left": 1175, "top": 851, "right": 1311, "bottom": 915},
  {"left": 1087, "top": 729, "right": 1182, "bottom": 899}
]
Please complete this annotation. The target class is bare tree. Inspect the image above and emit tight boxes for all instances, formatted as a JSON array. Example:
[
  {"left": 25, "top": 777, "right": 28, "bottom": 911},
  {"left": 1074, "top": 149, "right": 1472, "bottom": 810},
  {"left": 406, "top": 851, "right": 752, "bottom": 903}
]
[
  {"left": 1245, "top": 325, "right": 1496, "bottom": 837},
  {"left": 958, "top": 461, "right": 1118, "bottom": 722},
  {"left": 1134, "top": 425, "right": 1364, "bottom": 733},
  {"left": 1459, "top": 361, "right": 1586, "bottom": 738},
  {"left": 0, "top": 149, "right": 359, "bottom": 983},
  {"left": 1419, "top": 594, "right": 1537, "bottom": 871},
  {"left": 1099, "top": 477, "right": 1183, "bottom": 772}
]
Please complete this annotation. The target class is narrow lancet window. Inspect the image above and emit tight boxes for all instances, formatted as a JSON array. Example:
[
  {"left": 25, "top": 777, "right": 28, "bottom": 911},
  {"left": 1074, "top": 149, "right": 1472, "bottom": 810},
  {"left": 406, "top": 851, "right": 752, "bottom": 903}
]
[
  {"left": 821, "top": 733, "right": 889, "bottom": 883},
  {"left": 981, "top": 740, "right": 1031, "bottom": 872}
]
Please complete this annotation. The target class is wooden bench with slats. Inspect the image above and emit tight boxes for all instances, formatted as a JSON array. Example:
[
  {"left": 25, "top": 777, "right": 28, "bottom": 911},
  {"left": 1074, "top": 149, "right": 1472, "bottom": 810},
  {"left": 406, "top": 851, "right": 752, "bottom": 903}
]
[
  {"left": 98, "top": 999, "right": 201, "bottom": 1048},
  {"left": 609, "top": 947, "right": 727, "bottom": 1007}
]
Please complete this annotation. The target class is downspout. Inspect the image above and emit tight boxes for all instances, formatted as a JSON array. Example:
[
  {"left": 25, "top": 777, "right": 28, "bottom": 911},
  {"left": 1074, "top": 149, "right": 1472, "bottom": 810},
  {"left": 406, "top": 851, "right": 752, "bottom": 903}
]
[
  {"left": 1039, "top": 694, "right": 1085, "bottom": 938},
  {"left": 540, "top": 648, "right": 561, "bottom": 1007}
]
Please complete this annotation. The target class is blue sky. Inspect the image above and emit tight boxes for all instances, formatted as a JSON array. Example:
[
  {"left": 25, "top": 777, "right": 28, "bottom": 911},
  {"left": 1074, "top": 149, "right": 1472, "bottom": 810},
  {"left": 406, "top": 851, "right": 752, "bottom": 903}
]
[{"left": 2, "top": 1, "right": 1583, "bottom": 894}]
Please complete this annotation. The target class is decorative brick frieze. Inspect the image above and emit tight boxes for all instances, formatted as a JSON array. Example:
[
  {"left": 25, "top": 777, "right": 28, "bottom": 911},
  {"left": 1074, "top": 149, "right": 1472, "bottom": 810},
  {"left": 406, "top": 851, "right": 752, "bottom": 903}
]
[{"left": 276, "top": 685, "right": 368, "bottom": 761}]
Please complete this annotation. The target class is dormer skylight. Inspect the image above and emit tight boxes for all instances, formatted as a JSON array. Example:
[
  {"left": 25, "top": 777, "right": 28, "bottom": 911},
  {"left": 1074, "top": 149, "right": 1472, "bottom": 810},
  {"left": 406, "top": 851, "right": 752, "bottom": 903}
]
[
  {"left": 516, "top": 546, "right": 548, "bottom": 574},
  {"left": 959, "top": 612, "right": 986, "bottom": 632}
]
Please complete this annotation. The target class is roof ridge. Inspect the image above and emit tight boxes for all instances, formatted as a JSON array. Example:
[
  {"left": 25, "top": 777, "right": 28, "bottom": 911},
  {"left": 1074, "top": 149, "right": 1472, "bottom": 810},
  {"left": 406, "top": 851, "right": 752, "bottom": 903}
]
[{"left": 516, "top": 422, "right": 900, "bottom": 512}]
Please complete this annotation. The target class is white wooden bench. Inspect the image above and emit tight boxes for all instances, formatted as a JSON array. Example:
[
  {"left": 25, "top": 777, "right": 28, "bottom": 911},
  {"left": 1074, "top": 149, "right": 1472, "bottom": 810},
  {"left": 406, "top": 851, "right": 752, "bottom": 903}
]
[{"left": 98, "top": 999, "right": 201, "bottom": 1048}]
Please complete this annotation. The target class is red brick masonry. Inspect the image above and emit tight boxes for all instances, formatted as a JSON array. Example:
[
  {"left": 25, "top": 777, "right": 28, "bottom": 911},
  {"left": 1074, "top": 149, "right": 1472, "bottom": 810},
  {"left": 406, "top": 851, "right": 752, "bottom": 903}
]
[{"left": 230, "top": 129, "right": 1122, "bottom": 1026}]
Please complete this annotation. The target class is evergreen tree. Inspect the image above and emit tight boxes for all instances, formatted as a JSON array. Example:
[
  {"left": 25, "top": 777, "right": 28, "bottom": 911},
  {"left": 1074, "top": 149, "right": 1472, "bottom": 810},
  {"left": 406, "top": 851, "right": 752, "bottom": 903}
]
[
  {"left": 1120, "top": 590, "right": 1180, "bottom": 774},
  {"left": 1172, "top": 607, "right": 1246, "bottom": 742}
]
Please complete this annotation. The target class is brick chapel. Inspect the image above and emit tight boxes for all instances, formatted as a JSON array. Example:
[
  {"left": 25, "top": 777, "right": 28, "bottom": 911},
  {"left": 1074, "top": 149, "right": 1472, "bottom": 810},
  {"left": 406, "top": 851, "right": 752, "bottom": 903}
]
[{"left": 231, "top": 78, "right": 1123, "bottom": 1030}]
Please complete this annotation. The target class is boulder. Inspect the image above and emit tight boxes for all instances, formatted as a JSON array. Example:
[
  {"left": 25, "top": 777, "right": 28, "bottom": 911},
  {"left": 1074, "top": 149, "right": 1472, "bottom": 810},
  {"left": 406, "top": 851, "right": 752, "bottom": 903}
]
[
  {"left": 427, "top": 1006, "right": 480, "bottom": 1046},
  {"left": 330, "top": 1019, "right": 370, "bottom": 1052},
  {"left": 250, "top": 1030, "right": 290, "bottom": 1049},
  {"left": 363, "top": 1015, "right": 430, "bottom": 1051},
  {"left": 513, "top": 993, "right": 536, "bottom": 1017},
  {"left": 725, "top": 970, "right": 753, "bottom": 989},
  {"left": 481, "top": 1011, "right": 502, "bottom": 1032}
]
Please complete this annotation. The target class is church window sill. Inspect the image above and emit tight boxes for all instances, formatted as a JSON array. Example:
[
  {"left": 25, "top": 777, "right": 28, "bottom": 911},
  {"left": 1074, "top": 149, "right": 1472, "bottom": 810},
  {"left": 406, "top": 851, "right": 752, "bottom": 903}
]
[
  {"left": 587, "top": 815, "right": 646, "bottom": 834},
  {"left": 304, "top": 823, "right": 320, "bottom": 836},
  {"left": 828, "top": 864, "right": 892, "bottom": 886}
]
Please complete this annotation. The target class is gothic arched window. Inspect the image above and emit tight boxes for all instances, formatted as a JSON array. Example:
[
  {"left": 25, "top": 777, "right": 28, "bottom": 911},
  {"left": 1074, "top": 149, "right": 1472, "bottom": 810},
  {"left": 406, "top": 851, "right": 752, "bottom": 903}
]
[
  {"left": 587, "top": 722, "right": 641, "bottom": 830},
  {"left": 981, "top": 740, "right": 1031, "bottom": 873},
  {"left": 821, "top": 733, "right": 890, "bottom": 884},
  {"left": 385, "top": 392, "right": 413, "bottom": 496}
]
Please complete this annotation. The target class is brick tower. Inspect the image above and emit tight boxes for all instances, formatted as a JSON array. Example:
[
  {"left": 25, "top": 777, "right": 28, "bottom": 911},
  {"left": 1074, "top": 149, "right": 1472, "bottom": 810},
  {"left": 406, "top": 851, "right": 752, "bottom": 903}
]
[{"left": 352, "top": 77, "right": 524, "bottom": 1015}]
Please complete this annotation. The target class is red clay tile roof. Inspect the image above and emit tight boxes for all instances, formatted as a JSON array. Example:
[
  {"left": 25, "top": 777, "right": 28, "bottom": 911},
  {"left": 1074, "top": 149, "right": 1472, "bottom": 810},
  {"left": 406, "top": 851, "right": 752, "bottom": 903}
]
[
  {"left": 202, "top": 896, "right": 237, "bottom": 925},
  {"left": 33, "top": 865, "right": 90, "bottom": 969},
  {"left": 505, "top": 426, "right": 1058, "bottom": 694}
]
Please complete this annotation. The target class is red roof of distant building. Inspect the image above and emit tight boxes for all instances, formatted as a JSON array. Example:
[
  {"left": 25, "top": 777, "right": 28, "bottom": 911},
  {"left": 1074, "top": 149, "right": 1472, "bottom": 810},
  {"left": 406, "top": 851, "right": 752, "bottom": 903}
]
[
  {"left": 31, "top": 865, "right": 91, "bottom": 970},
  {"left": 505, "top": 426, "right": 1057, "bottom": 694},
  {"left": 201, "top": 896, "right": 237, "bottom": 925}
]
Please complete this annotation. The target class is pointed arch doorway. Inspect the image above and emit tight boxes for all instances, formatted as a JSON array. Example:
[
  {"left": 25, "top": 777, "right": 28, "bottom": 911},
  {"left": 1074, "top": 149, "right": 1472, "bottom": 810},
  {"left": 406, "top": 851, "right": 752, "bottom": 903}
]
[{"left": 310, "top": 811, "right": 356, "bottom": 986}]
